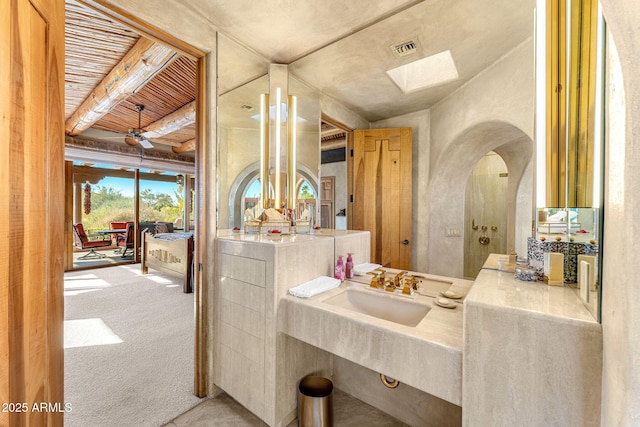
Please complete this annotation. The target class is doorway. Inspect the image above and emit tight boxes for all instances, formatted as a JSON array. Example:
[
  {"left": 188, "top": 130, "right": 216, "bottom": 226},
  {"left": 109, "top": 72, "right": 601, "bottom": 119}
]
[
  {"left": 319, "top": 176, "right": 335, "bottom": 229},
  {"left": 351, "top": 128, "right": 413, "bottom": 269},
  {"left": 464, "top": 151, "right": 508, "bottom": 278},
  {"left": 62, "top": 0, "right": 208, "bottom": 407},
  {"left": 320, "top": 116, "right": 350, "bottom": 229}
]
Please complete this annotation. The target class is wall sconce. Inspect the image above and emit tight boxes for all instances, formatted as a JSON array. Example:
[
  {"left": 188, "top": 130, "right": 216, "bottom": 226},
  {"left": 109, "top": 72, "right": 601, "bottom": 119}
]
[
  {"left": 287, "top": 95, "right": 297, "bottom": 210},
  {"left": 259, "top": 64, "right": 298, "bottom": 212},
  {"left": 260, "top": 93, "right": 269, "bottom": 209}
]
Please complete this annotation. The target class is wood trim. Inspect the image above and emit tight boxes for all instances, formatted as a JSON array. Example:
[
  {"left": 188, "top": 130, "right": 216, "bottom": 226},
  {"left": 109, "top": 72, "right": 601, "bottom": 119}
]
[
  {"left": 65, "top": 161, "right": 75, "bottom": 271},
  {"left": 76, "top": 0, "right": 205, "bottom": 60},
  {"left": 2, "top": 0, "right": 65, "bottom": 425},
  {"left": 321, "top": 114, "right": 354, "bottom": 133},
  {"left": 347, "top": 130, "right": 354, "bottom": 229},
  {"left": 46, "top": 1, "right": 67, "bottom": 423},
  {"left": 133, "top": 169, "right": 139, "bottom": 263},
  {"left": 193, "top": 54, "right": 208, "bottom": 398}
]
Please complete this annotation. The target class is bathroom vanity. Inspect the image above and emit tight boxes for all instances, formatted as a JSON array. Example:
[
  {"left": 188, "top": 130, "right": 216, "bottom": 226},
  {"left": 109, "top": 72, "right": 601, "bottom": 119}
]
[
  {"left": 463, "top": 254, "right": 602, "bottom": 426},
  {"left": 214, "top": 230, "right": 367, "bottom": 426},
  {"left": 214, "top": 230, "right": 469, "bottom": 427}
]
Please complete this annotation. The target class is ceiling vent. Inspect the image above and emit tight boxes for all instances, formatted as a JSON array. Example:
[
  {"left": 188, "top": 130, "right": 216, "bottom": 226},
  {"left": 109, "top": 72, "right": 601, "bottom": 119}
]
[{"left": 390, "top": 39, "right": 419, "bottom": 58}]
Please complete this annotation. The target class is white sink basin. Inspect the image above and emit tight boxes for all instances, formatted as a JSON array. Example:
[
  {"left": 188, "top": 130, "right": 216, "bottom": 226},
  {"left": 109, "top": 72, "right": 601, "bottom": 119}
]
[{"left": 323, "top": 287, "right": 430, "bottom": 327}]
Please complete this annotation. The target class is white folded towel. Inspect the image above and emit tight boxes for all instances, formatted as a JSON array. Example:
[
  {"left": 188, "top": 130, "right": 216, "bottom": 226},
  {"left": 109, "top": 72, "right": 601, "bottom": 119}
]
[
  {"left": 288, "top": 276, "right": 341, "bottom": 298},
  {"left": 352, "top": 263, "right": 382, "bottom": 276}
]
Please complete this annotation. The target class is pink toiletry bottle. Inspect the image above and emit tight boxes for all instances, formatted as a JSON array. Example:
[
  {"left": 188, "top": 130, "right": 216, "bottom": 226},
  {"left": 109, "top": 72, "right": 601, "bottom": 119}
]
[
  {"left": 346, "top": 253, "right": 354, "bottom": 279},
  {"left": 335, "top": 256, "right": 345, "bottom": 281}
]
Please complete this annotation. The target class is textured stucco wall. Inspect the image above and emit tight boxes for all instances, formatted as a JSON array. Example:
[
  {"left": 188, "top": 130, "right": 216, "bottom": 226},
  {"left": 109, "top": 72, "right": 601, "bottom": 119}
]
[
  {"left": 425, "top": 38, "right": 534, "bottom": 278},
  {"left": 598, "top": 1, "right": 640, "bottom": 424},
  {"left": 372, "top": 40, "right": 534, "bottom": 277}
]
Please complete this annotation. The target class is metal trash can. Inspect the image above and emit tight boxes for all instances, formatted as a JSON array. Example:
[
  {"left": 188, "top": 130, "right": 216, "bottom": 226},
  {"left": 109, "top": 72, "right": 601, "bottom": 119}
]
[{"left": 297, "top": 375, "right": 334, "bottom": 427}]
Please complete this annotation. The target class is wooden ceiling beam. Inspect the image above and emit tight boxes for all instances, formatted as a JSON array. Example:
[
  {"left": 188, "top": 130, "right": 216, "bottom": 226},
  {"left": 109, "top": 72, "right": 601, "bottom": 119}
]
[
  {"left": 321, "top": 138, "right": 347, "bottom": 151},
  {"left": 321, "top": 128, "right": 346, "bottom": 139},
  {"left": 141, "top": 101, "right": 196, "bottom": 139},
  {"left": 172, "top": 139, "right": 196, "bottom": 153},
  {"left": 73, "top": 165, "right": 180, "bottom": 183},
  {"left": 65, "top": 37, "right": 177, "bottom": 136}
]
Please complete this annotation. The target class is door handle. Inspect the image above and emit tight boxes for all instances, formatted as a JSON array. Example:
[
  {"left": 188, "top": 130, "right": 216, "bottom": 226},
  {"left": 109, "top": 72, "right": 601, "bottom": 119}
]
[{"left": 400, "top": 239, "right": 410, "bottom": 245}]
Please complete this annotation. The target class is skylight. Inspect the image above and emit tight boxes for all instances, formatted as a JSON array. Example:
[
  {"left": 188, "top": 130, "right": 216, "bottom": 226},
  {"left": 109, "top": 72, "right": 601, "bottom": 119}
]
[{"left": 386, "top": 50, "right": 459, "bottom": 94}]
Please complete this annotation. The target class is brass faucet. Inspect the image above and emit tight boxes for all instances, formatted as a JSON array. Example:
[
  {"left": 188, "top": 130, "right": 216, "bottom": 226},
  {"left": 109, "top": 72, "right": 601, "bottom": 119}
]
[
  {"left": 393, "top": 271, "right": 407, "bottom": 288},
  {"left": 367, "top": 271, "right": 383, "bottom": 289},
  {"left": 383, "top": 277, "right": 396, "bottom": 292},
  {"left": 402, "top": 275, "right": 419, "bottom": 295}
]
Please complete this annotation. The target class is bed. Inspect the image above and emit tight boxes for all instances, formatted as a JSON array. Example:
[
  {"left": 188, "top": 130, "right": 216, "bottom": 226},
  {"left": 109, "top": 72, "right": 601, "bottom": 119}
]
[{"left": 141, "top": 231, "right": 194, "bottom": 293}]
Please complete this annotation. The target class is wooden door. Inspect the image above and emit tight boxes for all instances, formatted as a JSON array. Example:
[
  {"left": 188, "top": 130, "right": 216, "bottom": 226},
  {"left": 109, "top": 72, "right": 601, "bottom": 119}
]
[
  {"left": 351, "top": 128, "right": 412, "bottom": 269},
  {"left": 1, "top": 0, "right": 66, "bottom": 425},
  {"left": 320, "top": 176, "right": 335, "bottom": 229}
]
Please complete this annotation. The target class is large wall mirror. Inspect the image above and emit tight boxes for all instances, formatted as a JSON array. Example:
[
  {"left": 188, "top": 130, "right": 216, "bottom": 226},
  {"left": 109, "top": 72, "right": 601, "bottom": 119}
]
[
  {"left": 217, "top": 36, "right": 321, "bottom": 230},
  {"left": 535, "top": 0, "right": 605, "bottom": 319}
]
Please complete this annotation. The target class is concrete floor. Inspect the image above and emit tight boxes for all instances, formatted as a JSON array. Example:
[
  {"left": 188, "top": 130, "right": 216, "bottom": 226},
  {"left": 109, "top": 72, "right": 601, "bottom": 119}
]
[{"left": 164, "top": 388, "right": 408, "bottom": 427}]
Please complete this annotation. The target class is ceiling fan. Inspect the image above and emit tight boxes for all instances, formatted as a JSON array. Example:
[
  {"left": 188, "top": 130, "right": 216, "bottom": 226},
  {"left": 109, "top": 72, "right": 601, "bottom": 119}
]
[{"left": 124, "top": 105, "right": 154, "bottom": 149}]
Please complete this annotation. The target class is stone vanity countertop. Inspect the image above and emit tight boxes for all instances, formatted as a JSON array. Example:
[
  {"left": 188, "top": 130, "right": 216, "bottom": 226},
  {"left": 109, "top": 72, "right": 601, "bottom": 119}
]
[
  {"left": 279, "top": 270, "right": 474, "bottom": 406},
  {"left": 282, "top": 270, "right": 474, "bottom": 350},
  {"left": 216, "top": 229, "right": 366, "bottom": 244},
  {"left": 468, "top": 253, "right": 599, "bottom": 327}
]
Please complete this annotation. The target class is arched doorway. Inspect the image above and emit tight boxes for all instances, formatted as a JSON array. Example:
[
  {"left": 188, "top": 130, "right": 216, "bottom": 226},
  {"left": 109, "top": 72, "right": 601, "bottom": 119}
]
[
  {"left": 464, "top": 151, "right": 509, "bottom": 278},
  {"left": 427, "top": 121, "right": 533, "bottom": 278}
]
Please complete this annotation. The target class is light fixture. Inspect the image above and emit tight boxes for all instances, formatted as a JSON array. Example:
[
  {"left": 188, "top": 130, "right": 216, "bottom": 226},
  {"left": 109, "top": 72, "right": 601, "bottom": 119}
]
[
  {"left": 260, "top": 93, "right": 269, "bottom": 209},
  {"left": 534, "top": 0, "right": 547, "bottom": 207},
  {"left": 259, "top": 65, "right": 298, "bottom": 213},
  {"left": 287, "top": 95, "right": 297, "bottom": 210},
  {"left": 275, "top": 87, "right": 282, "bottom": 209}
]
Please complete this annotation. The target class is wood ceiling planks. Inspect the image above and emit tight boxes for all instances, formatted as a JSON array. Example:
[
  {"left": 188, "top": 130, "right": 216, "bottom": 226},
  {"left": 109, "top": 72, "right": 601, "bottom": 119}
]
[
  {"left": 65, "top": 0, "right": 140, "bottom": 119},
  {"left": 92, "top": 56, "right": 197, "bottom": 136},
  {"left": 64, "top": 0, "right": 197, "bottom": 153}
]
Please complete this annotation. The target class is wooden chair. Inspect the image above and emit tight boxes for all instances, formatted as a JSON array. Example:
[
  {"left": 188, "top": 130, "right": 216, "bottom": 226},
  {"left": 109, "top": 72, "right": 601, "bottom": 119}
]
[{"left": 73, "top": 223, "right": 112, "bottom": 259}]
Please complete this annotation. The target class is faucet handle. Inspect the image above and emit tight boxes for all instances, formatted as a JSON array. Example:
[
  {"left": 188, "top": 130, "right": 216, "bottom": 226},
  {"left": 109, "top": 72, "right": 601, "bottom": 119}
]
[
  {"left": 367, "top": 271, "right": 381, "bottom": 289},
  {"left": 402, "top": 275, "right": 418, "bottom": 295},
  {"left": 374, "top": 269, "right": 386, "bottom": 283}
]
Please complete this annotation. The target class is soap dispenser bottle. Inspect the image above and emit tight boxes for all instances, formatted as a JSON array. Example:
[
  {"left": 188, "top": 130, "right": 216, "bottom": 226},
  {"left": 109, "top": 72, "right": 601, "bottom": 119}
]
[
  {"left": 345, "top": 253, "right": 354, "bottom": 279},
  {"left": 335, "top": 256, "right": 345, "bottom": 281}
]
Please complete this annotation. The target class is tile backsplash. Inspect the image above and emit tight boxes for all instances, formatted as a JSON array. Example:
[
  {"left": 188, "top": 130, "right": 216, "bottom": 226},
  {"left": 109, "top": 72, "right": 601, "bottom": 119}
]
[{"left": 527, "top": 237, "right": 599, "bottom": 283}]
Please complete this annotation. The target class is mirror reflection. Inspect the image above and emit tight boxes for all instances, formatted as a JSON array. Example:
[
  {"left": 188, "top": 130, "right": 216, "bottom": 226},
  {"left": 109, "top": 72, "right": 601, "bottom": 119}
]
[
  {"left": 217, "top": 70, "right": 320, "bottom": 230},
  {"left": 534, "top": 0, "right": 605, "bottom": 319}
]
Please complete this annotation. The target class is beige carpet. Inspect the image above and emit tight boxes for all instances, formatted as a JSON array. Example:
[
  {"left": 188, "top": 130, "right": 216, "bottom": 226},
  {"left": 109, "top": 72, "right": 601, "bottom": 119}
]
[{"left": 64, "top": 265, "right": 204, "bottom": 427}]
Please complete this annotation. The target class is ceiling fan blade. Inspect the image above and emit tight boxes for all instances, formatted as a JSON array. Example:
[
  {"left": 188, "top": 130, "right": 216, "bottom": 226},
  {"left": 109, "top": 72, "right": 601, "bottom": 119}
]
[{"left": 139, "top": 138, "right": 153, "bottom": 149}]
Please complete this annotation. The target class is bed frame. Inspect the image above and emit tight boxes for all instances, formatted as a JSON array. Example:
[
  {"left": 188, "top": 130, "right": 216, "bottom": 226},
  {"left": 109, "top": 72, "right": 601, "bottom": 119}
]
[{"left": 141, "top": 231, "right": 194, "bottom": 293}]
